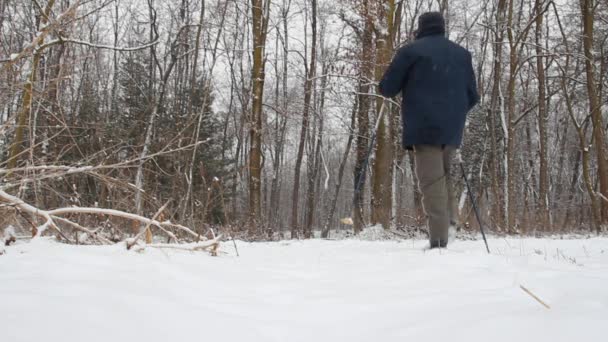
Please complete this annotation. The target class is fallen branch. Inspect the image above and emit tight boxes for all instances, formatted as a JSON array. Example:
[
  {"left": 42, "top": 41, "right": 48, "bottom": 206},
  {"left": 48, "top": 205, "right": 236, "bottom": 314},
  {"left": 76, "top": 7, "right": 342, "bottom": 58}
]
[
  {"left": 16, "top": 206, "right": 73, "bottom": 243},
  {"left": 0, "top": 189, "right": 205, "bottom": 249},
  {"left": 0, "top": 189, "right": 63, "bottom": 237},
  {"left": 47, "top": 207, "right": 193, "bottom": 239},
  {"left": 520, "top": 285, "right": 551, "bottom": 309},
  {"left": 132, "top": 237, "right": 221, "bottom": 256}
]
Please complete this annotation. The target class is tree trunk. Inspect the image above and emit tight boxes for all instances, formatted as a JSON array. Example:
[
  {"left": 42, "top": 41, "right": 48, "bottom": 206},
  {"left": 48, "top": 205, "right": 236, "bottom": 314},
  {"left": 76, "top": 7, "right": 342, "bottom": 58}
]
[
  {"left": 248, "top": 0, "right": 271, "bottom": 232},
  {"left": 580, "top": 0, "right": 608, "bottom": 226},
  {"left": 6, "top": 0, "right": 58, "bottom": 171},
  {"left": 304, "top": 49, "right": 327, "bottom": 238},
  {"left": 487, "top": 0, "right": 508, "bottom": 230},
  {"left": 535, "top": 0, "right": 550, "bottom": 229},
  {"left": 291, "top": 0, "right": 317, "bottom": 238},
  {"left": 371, "top": 0, "right": 395, "bottom": 230},
  {"left": 322, "top": 99, "right": 357, "bottom": 238},
  {"left": 353, "top": 0, "right": 374, "bottom": 234}
]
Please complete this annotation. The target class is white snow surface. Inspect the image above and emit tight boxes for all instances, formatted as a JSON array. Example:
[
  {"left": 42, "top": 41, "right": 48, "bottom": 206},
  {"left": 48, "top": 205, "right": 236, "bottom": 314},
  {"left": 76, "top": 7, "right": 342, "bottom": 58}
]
[{"left": 1, "top": 237, "right": 608, "bottom": 342}]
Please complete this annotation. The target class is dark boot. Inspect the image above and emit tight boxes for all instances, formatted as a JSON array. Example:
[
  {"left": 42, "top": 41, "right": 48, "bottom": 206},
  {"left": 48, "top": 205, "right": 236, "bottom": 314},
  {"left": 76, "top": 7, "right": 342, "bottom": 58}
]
[{"left": 429, "top": 239, "right": 447, "bottom": 249}]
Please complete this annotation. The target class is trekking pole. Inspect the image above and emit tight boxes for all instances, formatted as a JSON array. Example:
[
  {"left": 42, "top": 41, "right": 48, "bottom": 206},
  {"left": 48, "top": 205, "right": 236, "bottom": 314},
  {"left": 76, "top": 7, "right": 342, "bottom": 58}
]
[
  {"left": 351, "top": 99, "right": 388, "bottom": 224},
  {"left": 457, "top": 151, "right": 490, "bottom": 254}
]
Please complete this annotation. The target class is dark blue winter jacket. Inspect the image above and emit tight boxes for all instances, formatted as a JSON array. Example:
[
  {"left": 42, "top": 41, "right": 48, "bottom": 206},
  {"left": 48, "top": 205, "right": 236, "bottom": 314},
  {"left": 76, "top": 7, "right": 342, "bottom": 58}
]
[{"left": 379, "top": 29, "right": 479, "bottom": 149}]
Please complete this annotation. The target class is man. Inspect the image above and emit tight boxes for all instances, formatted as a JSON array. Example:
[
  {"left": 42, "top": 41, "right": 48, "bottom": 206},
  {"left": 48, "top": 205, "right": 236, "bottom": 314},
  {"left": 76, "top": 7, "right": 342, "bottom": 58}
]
[{"left": 379, "top": 12, "right": 479, "bottom": 248}]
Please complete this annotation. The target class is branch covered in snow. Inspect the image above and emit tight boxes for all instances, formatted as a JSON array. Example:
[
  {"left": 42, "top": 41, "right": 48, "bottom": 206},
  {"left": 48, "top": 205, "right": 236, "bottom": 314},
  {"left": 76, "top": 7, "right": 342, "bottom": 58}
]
[
  {"left": 0, "top": 189, "right": 62, "bottom": 237},
  {"left": 131, "top": 238, "right": 221, "bottom": 256},
  {"left": 57, "top": 38, "right": 160, "bottom": 52},
  {"left": 46, "top": 207, "right": 196, "bottom": 240},
  {"left": 0, "top": 0, "right": 81, "bottom": 69},
  {"left": 0, "top": 188, "right": 216, "bottom": 254}
]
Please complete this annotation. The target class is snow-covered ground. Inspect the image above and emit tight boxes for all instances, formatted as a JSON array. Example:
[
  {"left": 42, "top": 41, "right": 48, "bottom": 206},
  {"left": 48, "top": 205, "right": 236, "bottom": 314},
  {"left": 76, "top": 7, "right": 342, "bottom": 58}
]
[{"left": 1, "top": 237, "right": 607, "bottom": 342}]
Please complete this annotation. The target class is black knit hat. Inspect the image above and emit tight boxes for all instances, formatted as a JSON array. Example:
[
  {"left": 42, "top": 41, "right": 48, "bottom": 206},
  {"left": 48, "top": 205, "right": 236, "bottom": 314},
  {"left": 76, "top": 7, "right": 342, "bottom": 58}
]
[{"left": 416, "top": 11, "right": 445, "bottom": 36}]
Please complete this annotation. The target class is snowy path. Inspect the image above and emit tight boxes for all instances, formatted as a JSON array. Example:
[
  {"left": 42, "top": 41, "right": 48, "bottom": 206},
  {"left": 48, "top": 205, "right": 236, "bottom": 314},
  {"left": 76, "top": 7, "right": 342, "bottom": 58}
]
[{"left": 1, "top": 238, "right": 607, "bottom": 342}]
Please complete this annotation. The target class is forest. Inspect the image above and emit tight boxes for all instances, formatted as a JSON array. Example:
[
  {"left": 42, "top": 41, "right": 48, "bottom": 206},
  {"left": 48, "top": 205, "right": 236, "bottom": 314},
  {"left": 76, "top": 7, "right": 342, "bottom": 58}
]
[{"left": 1, "top": 0, "right": 607, "bottom": 245}]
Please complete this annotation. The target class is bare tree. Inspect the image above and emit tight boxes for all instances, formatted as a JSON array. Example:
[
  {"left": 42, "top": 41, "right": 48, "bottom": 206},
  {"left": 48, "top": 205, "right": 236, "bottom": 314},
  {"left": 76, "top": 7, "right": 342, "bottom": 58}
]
[{"left": 291, "top": 0, "right": 318, "bottom": 238}]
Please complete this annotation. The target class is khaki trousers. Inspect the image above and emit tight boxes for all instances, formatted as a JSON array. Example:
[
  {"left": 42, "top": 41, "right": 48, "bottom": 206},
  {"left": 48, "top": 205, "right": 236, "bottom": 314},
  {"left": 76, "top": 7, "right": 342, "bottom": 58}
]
[{"left": 413, "top": 145, "right": 457, "bottom": 244}]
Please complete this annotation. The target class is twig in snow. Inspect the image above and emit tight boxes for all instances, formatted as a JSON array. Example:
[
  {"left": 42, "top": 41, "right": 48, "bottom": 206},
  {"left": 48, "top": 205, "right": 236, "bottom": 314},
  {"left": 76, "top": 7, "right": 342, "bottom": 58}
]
[
  {"left": 520, "top": 285, "right": 551, "bottom": 309},
  {"left": 231, "top": 234, "right": 240, "bottom": 257}
]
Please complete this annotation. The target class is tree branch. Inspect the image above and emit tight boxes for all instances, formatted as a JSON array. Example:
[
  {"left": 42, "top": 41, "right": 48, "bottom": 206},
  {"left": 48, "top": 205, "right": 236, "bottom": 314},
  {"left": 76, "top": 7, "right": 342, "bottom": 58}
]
[{"left": 58, "top": 38, "right": 160, "bottom": 52}]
